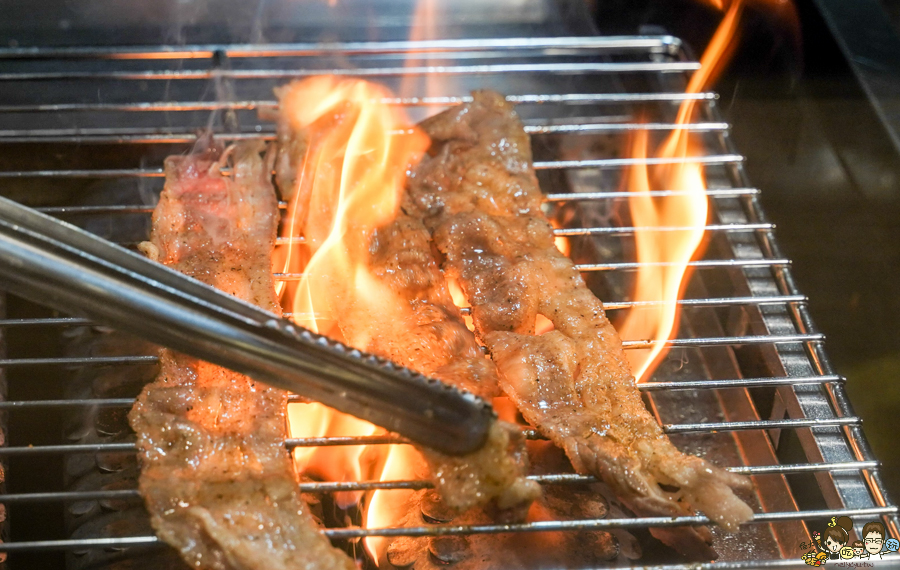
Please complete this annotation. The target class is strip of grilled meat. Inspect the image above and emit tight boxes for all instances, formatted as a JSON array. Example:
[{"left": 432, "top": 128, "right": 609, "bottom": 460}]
[
  {"left": 404, "top": 90, "right": 754, "bottom": 558},
  {"left": 129, "top": 141, "right": 356, "bottom": 570},
  {"left": 364, "top": 213, "right": 540, "bottom": 512}
]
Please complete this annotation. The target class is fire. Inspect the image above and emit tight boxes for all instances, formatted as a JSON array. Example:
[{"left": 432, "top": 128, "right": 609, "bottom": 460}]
[
  {"left": 447, "top": 278, "right": 476, "bottom": 333},
  {"left": 287, "top": 404, "right": 378, "bottom": 507},
  {"left": 401, "top": 0, "right": 440, "bottom": 101},
  {"left": 618, "top": 0, "right": 744, "bottom": 382},
  {"left": 363, "top": 1, "right": 448, "bottom": 563},
  {"left": 277, "top": 76, "right": 429, "bottom": 509},
  {"left": 364, "top": 444, "right": 425, "bottom": 565}
]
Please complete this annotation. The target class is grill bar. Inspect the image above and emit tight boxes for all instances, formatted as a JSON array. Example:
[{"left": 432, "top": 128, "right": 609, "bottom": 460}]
[
  {"left": 272, "top": 259, "right": 792, "bottom": 279},
  {"left": 553, "top": 222, "right": 772, "bottom": 236},
  {"left": 0, "top": 356, "right": 158, "bottom": 367},
  {"left": 248, "top": 222, "right": 772, "bottom": 247},
  {"left": 38, "top": 205, "right": 157, "bottom": 215},
  {"left": 544, "top": 188, "right": 759, "bottom": 201},
  {"left": 0, "top": 294, "right": 805, "bottom": 329},
  {"left": 30, "top": 188, "right": 760, "bottom": 217},
  {"left": 0, "top": 416, "right": 858, "bottom": 456},
  {"left": 0, "top": 35, "right": 684, "bottom": 59},
  {"left": 0, "top": 374, "right": 846, "bottom": 409},
  {"left": 453, "top": 294, "right": 805, "bottom": 315},
  {"left": 576, "top": 258, "right": 791, "bottom": 271},
  {"left": 0, "top": 154, "right": 743, "bottom": 178},
  {"left": 599, "top": 294, "right": 804, "bottom": 310},
  {"left": 0, "top": 460, "right": 880, "bottom": 503},
  {"left": 0, "top": 333, "right": 828, "bottom": 368},
  {"left": 620, "top": 333, "right": 825, "bottom": 348},
  {"left": 0, "top": 121, "right": 730, "bottom": 144},
  {"left": 0, "top": 317, "right": 92, "bottom": 328},
  {"left": 328, "top": 506, "right": 900, "bottom": 538},
  {"left": 0, "top": 398, "right": 136, "bottom": 408},
  {"left": 0, "top": 92, "right": 718, "bottom": 114},
  {"left": 265, "top": 222, "right": 775, "bottom": 246},
  {"left": 0, "top": 507, "right": 895, "bottom": 552},
  {"left": 0, "top": 293, "right": 806, "bottom": 328},
  {"left": 0, "top": 61, "right": 703, "bottom": 82}
]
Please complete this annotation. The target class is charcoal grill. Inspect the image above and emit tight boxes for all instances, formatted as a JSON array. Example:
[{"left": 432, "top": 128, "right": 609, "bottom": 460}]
[{"left": 0, "top": 31, "right": 897, "bottom": 569}]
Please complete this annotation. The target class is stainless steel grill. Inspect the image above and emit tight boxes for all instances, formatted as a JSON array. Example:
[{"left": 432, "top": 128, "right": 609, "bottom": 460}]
[{"left": 0, "top": 36, "right": 897, "bottom": 568}]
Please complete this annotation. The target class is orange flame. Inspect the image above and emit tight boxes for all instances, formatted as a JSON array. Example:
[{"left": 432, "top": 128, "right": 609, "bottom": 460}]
[
  {"left": 278, "top": 76, "right": 429, "bottom": 508},
  {"left": 364, "top": 444, "right": 425, "bottom": 564},
  {"left": 401, "top": 0, "right": 440, "bottom": 101},
  {"left": 695, "top": 0, "right": 726, "bottom": 9},
  {"left": 363, "top": 3, "right": 448, "bottom": 562},
  {"left": 618, "top": 0, "right": 744, "bottom": 382}
]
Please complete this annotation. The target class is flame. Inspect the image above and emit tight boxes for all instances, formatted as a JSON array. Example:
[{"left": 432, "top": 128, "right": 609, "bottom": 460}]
[
  {"left": 288, "top": 404, "right": 378, "bottom": 507},
  {"left": 618, "top": 0, "right": 744, "bottom": 382},
  {"left": 534, "top": 219, "right": 569, "bottom": 335},
  {"left": 696, "top": 0, "right": 726, "bottom": 9},
  {"left": 447, "top": 277, "right": 476, "bottom": 332},
  {"left": 364, "top": 444, "right": 424, "bottom": 564},
  {"left": 401, "top": 0, "right": 440, "bottom": 101},
  {"left": 278, "top": 76, "right": 429, "bottom": 509},
  {"left": 357, "top": 2, "right": 451, "bottom": 563},
  {"left": 551, "top": 218, "right": 571, "bottom": 258}
]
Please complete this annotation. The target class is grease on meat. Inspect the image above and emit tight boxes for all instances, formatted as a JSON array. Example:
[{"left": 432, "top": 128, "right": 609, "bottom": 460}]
[{"left": 364, "top": 214, "right": 540, "bottom": 512}]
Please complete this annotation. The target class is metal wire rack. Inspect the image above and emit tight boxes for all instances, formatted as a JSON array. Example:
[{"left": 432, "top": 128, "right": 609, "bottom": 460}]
[{"left": 0, "top": 36, "right": 896, "bottom": 568}]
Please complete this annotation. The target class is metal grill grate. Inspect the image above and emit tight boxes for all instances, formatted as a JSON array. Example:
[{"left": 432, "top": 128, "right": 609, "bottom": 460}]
[{"left": 0, "top": 36, "right": 896, "bottom": 568}]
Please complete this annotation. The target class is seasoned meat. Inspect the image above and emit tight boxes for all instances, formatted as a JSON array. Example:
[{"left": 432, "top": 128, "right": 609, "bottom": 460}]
[
  {"left": 405, "top": 90, "right": 754, "bottom": 558},
  {"left": 364, "top": 214, "right": 498, "bottom": 400},
  {"left": 363, "top": 214, "right": 540, "bottom": 512},
  {"left": 129, "top": 141, "right": 356, "bottom": 570}
]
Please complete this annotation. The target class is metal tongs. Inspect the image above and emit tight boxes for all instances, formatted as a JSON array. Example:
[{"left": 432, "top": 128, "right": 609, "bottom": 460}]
[{"left": 0, "top": 195, "right": 495, "bottom": 456}]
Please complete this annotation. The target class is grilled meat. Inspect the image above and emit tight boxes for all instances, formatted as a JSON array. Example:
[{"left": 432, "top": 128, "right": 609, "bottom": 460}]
[
  {"left": 405, "top": 90, "right": 754, "bottom": 558},
  {"left": 366, "top": 214, "right": 540, "bottom": 512},
  {"left": 363, "top": 213, "right": 498, "bottom": 401},
  {"left": 129, "top": 141, "right": 356, "bottom": 570}
]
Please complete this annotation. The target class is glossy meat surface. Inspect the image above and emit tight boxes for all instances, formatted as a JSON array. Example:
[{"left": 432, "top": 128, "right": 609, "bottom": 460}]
[
  {"left": 406, "top": 91, "right": 754, "bottom": 558},
  {"left": 364, "top": 214, "right": 541, "bottom": 512},
  {"left": 129, "top": 142, "right": 355, "bottom": 570},
  {"left": 355, "top": 213, "right": 499, "bottom": 401}
]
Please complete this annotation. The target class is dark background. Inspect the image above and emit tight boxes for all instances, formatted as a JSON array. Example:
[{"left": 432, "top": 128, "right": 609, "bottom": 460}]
[{"left": 595, "top": 0, "right": 900, "bottom": 507}]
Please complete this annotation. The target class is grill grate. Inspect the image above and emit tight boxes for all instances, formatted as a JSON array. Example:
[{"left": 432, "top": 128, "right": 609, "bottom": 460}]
[{"left": 0, "top": 36, "right": 896, "bottom": 568}]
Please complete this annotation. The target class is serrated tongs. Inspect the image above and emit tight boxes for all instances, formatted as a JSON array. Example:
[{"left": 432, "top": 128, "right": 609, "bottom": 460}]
[{"left": 0, "top": 195, "right": 495, "bottom": 456}]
